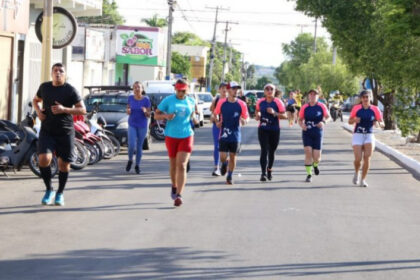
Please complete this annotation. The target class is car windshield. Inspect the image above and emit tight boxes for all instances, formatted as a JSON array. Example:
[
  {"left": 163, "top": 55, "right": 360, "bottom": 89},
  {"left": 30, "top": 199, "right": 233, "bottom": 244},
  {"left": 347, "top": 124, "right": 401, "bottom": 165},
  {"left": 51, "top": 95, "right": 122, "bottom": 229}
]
[
  {"left": 256, "top": 91, "right": 264, "bottom": 98},
  {"left": 85, "top": 95, "right": 128, "bottom": 112},
  {"left": 198, "top": 94, "right": 213, "bottom": 102},
  {"left": 148, "top": 93, "right": 173, "bottom": 108}
]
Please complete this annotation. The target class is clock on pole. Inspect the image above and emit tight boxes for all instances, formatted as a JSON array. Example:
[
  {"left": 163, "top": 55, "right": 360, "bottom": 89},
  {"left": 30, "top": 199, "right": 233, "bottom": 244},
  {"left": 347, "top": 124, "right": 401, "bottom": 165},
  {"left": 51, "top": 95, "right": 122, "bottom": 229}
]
[{"left": 35, "top": 7, "right": 77, "bottom": 49}]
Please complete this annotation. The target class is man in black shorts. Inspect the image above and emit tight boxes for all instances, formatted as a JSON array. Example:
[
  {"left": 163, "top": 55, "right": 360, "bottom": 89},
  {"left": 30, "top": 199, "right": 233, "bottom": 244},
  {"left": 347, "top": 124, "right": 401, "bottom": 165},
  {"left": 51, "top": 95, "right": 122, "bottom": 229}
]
[{"left": 33, "top": 63, "right": 86, "bottom": 206}]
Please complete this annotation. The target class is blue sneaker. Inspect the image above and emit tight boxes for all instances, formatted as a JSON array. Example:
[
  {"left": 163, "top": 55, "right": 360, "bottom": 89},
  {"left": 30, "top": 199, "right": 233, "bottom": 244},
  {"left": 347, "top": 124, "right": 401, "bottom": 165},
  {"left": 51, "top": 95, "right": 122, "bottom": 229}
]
[
  {"left": 42, "top": 190, "right": 55, "bottom": 205},
  {"left": 171, "top": 187, "right": 177, "bottom": 200},
  {"left": 55, "top": 193, "right": 65, "bottom": 206}
]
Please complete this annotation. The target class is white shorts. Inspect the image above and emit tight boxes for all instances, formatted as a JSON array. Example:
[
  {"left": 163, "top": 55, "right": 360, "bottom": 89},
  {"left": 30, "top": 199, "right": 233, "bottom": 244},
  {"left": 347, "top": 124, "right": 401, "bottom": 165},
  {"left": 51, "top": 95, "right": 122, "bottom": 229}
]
[{"left": 352, "top": 133, "right": 375, "bottom": 146}]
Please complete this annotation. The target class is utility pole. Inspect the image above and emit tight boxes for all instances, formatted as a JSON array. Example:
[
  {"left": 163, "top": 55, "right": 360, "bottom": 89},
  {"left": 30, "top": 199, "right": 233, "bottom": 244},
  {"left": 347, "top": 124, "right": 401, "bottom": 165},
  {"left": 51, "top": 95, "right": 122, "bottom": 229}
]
[
  {"left": 206, "top": 6, "right": 229, "bottom": 91},
  {"left": 41, "top": 0, "right": 53, "bottom": 82},
  {"left": 313, "top": 17, "right": 318, "bottom": 53},
  {"left": 166, "top": 0, "right": 175, "bottom": 80},
  {"left": 221, "top": 21, "right": 238, "bottom": 82},
  {"left": 332, "top": 46, "right": 337, "bottom": 65}
]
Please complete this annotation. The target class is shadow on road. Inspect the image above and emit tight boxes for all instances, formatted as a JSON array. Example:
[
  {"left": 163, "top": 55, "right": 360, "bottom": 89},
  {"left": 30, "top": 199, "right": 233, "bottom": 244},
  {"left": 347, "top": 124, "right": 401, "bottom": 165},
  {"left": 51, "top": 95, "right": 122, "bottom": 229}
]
[{"left": 1, "top": 247, "right": 420, "bottom": 279}]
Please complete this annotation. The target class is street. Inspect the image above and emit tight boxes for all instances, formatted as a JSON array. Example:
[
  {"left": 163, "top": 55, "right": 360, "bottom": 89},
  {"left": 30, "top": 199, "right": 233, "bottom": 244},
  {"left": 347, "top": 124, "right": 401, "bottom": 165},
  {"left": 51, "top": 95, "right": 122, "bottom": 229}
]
[{"left": 1, "top": 119, "right": 420, "bottom": 280}]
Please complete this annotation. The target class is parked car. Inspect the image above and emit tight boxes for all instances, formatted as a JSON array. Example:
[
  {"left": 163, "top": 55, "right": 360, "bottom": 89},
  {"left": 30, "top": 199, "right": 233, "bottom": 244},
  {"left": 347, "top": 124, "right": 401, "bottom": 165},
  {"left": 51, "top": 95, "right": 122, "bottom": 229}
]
[
  {"left": 197, "top": 92, "right": 213, "bottom": 118},
  {"left": 188, "top": 92, "right": 205, "bottom": 127},
  {"left": 84, "top": 86, "right": 151, "bottom": 149}
]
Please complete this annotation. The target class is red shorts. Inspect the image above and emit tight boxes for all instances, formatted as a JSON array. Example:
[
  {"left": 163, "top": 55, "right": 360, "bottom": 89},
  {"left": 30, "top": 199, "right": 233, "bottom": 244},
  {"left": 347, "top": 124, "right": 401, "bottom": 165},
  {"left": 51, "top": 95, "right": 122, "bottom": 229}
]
[{"left": 165, "top": 136, "right": 194, "bottom": 158}]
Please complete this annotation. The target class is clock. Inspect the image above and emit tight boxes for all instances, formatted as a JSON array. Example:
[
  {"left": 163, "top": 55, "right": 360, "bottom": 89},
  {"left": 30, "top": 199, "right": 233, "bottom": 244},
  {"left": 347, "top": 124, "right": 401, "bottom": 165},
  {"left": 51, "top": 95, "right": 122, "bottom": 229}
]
[{"left": 35, "top": 7, "right": 77, "bottom": 49}]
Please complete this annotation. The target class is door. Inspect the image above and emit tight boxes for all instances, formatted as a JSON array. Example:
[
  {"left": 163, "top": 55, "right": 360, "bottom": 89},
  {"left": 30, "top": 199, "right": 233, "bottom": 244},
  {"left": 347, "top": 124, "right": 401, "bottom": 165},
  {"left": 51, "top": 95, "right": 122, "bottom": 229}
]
[{"left": 0, "top": 35, "right": 13, "bottom": 120}]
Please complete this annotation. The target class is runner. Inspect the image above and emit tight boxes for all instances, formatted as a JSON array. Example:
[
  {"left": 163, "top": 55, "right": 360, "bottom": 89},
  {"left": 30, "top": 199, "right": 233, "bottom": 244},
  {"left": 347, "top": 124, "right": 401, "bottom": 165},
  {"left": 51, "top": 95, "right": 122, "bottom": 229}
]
[
  {"left": 33, "top": 63, "right": 86, "bottom": 206},
  {"left": 154, "top": 79, "right": 196, "bottom": 206},
  {"left": 298, "top": 89, "right": 330, "bottom": 182},
  {"left": 286, "top": 91, "right": 297, "bottom": 127},
  {"left": 209, "top": 82, "right": 228, "bottom": 176},
  {"left": 126, "top": 81, "right": 151, "bottom": 174},
  {"left": 213, "top": 81, "right": 249, "bottom": 184},
  {"left": 294, "top": 89, "right": 303, "bottom": 123},
  {"left": 349, "top": 90, "right": 383, "bottom": 187},
  {"left": 255, "top": 83, "right": 286, "bottom": 181}
]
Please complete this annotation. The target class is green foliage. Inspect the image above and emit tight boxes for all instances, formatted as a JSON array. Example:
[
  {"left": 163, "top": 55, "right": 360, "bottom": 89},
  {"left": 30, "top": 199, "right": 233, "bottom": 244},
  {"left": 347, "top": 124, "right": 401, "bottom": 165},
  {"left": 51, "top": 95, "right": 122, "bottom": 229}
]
[
  {"left": 295, "top": 0, "right": 420, "bottom": 135},
  {"left": 171, "top": 52, "right": 191, "bottom": 78},
  {"left": 255, "top": 76, "right": 273, "bottom": 90},
  {"left": 172, "top": 32, "right": 210, "bottom": 47},
  {"left": 141, "top": 14, "right": 167, "bottom": 27},
  {"left": 77, "top": 0, "right": 125, "bottom": 25}
]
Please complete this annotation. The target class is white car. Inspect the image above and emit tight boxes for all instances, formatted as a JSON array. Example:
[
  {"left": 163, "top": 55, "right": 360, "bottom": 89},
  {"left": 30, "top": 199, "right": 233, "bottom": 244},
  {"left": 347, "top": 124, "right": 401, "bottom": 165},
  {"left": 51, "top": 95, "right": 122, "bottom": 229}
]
[
  {"left": 189, "top": 92, "right": 205, "bottom": 127},
  {"left": 197, "top": 92, "right": 213, "bottom": 118}
]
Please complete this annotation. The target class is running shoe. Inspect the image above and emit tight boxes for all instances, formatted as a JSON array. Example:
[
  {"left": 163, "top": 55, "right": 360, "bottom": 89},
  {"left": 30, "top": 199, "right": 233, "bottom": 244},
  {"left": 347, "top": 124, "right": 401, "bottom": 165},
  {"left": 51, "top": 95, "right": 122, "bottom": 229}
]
[
  {"left": 220, "top": 162, "right": 228, "bottom": 176},
  {"left": 135, "top": 165, "right": 140, "bottom": 174},
  {"left": 126, "top": 160, "right": 132, "bottom": 172},
  {"left": 352, "top": 172, "right": 359, "bottom": 185},
  {"left": 360, "top": 179, "right": 368, "bottom": 188},
  {"left": 226, "top": 175, "right": 233, "bottom": 185},
  {"left": 54, "top": 193, "right": 65, "bottom": 206},
  {"left": 174, "top": 195, "right": 183, "bottom": 207},
  {"left": 267, "top": 169, "right": 272, "bottom": 181},
  {"left": 171, "top": 187, "right": 177, "bottom": 200},
  {"left": 260, "top": 174, "right": 267, "bottom": 182},
  {"left": 41, "top": 190, "right": 55, "bottom": 205},
  {"left": 212, "top": 168, "right": 221, "bottom": 176},
  {"left": 305, "top": 175, "right": 312, "bottom": 182},
  {"left": 313, "top": 165, "right": 320, "bottom": 175}
]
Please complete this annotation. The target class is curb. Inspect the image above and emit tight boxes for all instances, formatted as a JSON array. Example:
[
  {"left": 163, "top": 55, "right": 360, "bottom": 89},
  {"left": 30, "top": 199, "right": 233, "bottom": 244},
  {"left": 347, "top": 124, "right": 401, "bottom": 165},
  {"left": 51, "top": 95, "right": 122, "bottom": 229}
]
[{"left": 342, "top": 124, "right": 420, "bottom": 180}]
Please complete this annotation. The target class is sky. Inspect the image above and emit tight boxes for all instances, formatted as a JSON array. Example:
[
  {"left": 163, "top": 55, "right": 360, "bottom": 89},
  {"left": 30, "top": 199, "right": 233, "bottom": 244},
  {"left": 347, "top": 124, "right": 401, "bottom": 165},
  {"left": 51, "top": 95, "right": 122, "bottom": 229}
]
[{"left": 117, "top": 0, "right": 330, "bottom": 67}]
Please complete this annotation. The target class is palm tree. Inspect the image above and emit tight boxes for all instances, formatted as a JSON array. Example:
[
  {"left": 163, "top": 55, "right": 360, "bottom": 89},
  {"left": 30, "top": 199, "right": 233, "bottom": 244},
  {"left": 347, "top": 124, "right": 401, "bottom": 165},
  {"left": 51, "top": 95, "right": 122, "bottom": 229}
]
[{"left": 141, "top": 14, "right": 167, "bottom": 27}]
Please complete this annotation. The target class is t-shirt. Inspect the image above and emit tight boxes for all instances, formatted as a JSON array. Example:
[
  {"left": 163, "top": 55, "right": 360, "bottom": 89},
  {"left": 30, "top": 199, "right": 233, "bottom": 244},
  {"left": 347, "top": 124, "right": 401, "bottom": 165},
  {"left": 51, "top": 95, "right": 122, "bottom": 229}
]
[
  {"left": 36, "top": 82, "right": 81, "bottom": 135},
  {"left": 256, "top": 98, "right": 286, "bottom": 131},
  {"left": 299, "top": 102, "right": 329, "bottom": 133},
  {"left": 128, "top": 95, "right": 151, "bottom": 128},
  {"left": 213, "top": 98, "right": 248, "bottom": 142},
  {"left": 287, "top": 98, "right": 296, "bottom": 106},
  {"left": 350, "top": 104, "right": 382, "bottom": 134},
  {"left": 295, "top": 94, "right": 302, "bottom": 107},
  {"left": 157, "top": 94, "right": 195, "bottom": 138}
]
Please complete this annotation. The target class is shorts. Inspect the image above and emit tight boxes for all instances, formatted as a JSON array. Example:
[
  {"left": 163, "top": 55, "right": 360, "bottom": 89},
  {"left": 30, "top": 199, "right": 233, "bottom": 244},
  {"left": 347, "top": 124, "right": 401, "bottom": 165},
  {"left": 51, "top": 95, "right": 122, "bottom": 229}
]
[
  {"left": 165, "top": 136, "right": 194, "bottom": 158},
  {"left": 219, "top": 140, "right": 240, "bottom": 154},
  {"left": 352, "top": 133, "right": 375, "bottom": 146},
  {"left": 302, "top": 130, "right": 323, "bottom": 150},
  {"left": 286, "top": 105, "right": 296, "bottom": 113},
  {"left": 38, "top": 130, "right": 75, "bottom": 162}
]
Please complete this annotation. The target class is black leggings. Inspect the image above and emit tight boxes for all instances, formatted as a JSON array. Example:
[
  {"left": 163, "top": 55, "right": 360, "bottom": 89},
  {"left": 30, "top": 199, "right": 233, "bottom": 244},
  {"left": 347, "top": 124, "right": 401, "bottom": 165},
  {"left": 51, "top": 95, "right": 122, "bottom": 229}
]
[{"left": 258, "top": 128, "right": 280, "bottom": 174}]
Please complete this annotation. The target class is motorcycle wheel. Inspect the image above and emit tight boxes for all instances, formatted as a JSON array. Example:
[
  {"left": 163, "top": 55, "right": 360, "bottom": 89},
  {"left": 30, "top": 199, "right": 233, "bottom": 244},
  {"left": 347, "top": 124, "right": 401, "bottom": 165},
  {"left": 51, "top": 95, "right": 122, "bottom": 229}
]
[
  {"left": 94, "top": 141, "right": 104, "bottom": 163},
  {"left": 28, "top": 149, "right": 58, "bottom": 178},
  {"left": 143, "top": 133, "right": 150, "bottom": 150},
  {"left": 102, "top": 138, "right": 115, "bottom": 159},
  {"left": 150, "top": 125, "right": 165, "bottom": 141},
  {"left": 84, "top": 142, "right": 99, "bottom": 165},
  {"left": 70, "top": 141, "right": 89, "bottom": 170},
  {"left": 107, "top": 134, "right": 121, "bottom": 156}
]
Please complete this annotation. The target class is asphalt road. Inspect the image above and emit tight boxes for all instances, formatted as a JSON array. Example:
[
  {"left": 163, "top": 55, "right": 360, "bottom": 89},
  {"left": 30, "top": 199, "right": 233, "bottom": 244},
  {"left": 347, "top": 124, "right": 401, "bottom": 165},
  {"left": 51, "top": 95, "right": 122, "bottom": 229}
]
[{"left": 1, "top": 119, "right": 420, "bottom": 280}]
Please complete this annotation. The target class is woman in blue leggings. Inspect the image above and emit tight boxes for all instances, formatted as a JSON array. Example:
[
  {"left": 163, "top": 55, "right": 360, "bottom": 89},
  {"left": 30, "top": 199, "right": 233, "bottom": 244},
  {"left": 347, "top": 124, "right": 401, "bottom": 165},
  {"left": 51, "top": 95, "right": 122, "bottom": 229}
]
[
  {"left": 209, "top": 82, "right": 228, "bottom": 176},
  {"left": 126, "top": 81, "right": 151, "bottom": 174}
]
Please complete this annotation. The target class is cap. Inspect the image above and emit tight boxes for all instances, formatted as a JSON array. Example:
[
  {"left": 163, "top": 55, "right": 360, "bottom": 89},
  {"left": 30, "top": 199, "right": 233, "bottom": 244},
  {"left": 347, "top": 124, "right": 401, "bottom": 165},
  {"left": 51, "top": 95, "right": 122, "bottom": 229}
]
[
  {"left": 308, "top": 89, "right": 319, "bottom": 95},
  {"left": 174, "top": 79, "right": 188, "bottom": 91},
  {"left": 227, "top": 81, "right": 241, "bottom": 89},
  {"left": 359, "top": 90, "right": 371, "bottom": 97},
  {"left": 264, "top": 83, "right": 276, "bottom": 91},
  {"left": 219, "top": 82, "right": 228, "bottom": 88}
]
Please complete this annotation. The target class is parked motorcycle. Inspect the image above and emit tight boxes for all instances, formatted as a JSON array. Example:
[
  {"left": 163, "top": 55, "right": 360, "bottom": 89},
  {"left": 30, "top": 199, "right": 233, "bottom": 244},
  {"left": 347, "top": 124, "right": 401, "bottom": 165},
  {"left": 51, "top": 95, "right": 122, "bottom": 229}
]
[
  {"left": 149, "top": 111, "right": 166, "bottom": 141},
  {"left": 0, "top": 113, "right": 58, "bottom": 177},
  {"left": 86, "top": 109, "right": 119, "bottom": 157}
]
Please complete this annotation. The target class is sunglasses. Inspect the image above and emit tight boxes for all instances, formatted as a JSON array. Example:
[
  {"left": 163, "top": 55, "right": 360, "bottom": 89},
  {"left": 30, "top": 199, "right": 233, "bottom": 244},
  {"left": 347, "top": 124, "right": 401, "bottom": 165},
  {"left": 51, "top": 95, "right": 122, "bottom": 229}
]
[
  {"left": 178, "top": 90, "right": 186, "bottom": 93},
  {"left": 265, "top": 88, "right": 274, "bottom": 91}
]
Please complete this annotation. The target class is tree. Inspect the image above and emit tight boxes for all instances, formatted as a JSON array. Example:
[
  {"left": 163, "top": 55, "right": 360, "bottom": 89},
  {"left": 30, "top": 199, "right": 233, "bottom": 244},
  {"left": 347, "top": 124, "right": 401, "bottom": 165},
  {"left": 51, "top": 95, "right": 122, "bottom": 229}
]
[
  {"left": 245, "top": 64, "right": 257, "bottom": 89},
  {"left": 141, "top": 14, "right": 167, "bottom": 27},
  {"left": 77, "top": 0, "right": 124, "bottom": 25},
  {"left": 171, "top": 52, "right": 191, "bottom": 78},
  {"left": 172, "top": 32, "right": 209, "bottom": 46},
  {"left": 256, "top": 76, "right": 273, "bottom": 89}
]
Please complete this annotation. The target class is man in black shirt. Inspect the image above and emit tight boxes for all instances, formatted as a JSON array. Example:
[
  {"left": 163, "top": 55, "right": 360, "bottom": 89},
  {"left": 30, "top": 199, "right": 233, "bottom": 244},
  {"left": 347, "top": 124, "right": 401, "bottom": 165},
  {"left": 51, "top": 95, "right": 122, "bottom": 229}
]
[{"left": 33, "top": 63, "right": 86, "bottom": 206}]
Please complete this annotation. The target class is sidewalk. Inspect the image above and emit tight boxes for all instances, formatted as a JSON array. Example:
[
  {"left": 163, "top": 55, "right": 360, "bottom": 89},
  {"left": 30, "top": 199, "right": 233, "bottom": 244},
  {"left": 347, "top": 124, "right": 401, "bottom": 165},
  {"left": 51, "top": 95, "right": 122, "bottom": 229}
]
[{"left": 342, "top": 121, "right": 420, "bottom": 180}]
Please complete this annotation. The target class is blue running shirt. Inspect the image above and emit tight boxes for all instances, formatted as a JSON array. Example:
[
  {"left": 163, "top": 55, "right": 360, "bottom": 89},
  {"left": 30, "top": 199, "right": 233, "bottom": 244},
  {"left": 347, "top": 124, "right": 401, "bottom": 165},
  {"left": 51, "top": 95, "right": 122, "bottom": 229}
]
[
  {"left": 256, "top": 98, "right": 286, "bottom": 131},
  {"left": 350, "top": 104, "right": 382, "bottom": 134},
  {"left": 157, "top": 94, "right": 195, "bottom": 138},
  {"left": 299, "top": 102, "right": 329, "bottom": 132},
  {"left": 214, "top": 98, "right": 249, "bottom": 142}
]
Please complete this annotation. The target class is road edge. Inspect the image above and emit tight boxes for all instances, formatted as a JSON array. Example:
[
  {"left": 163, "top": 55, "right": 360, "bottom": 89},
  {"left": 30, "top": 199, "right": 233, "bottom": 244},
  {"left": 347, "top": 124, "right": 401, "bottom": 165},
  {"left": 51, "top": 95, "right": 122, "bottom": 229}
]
[{"left": 342, "top": 124, "right": 420, "bottom": 181}]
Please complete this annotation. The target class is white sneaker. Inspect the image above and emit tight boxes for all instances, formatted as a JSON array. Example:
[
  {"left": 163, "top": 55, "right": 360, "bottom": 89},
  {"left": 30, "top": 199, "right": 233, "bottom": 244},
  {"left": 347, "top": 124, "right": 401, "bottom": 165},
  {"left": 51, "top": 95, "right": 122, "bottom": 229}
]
[
  {"left": 353, "top": 172, "right": 359, "bottom": 185},
  {"left": 360, "top": 179, "right": 368, "bottom": 187}
]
